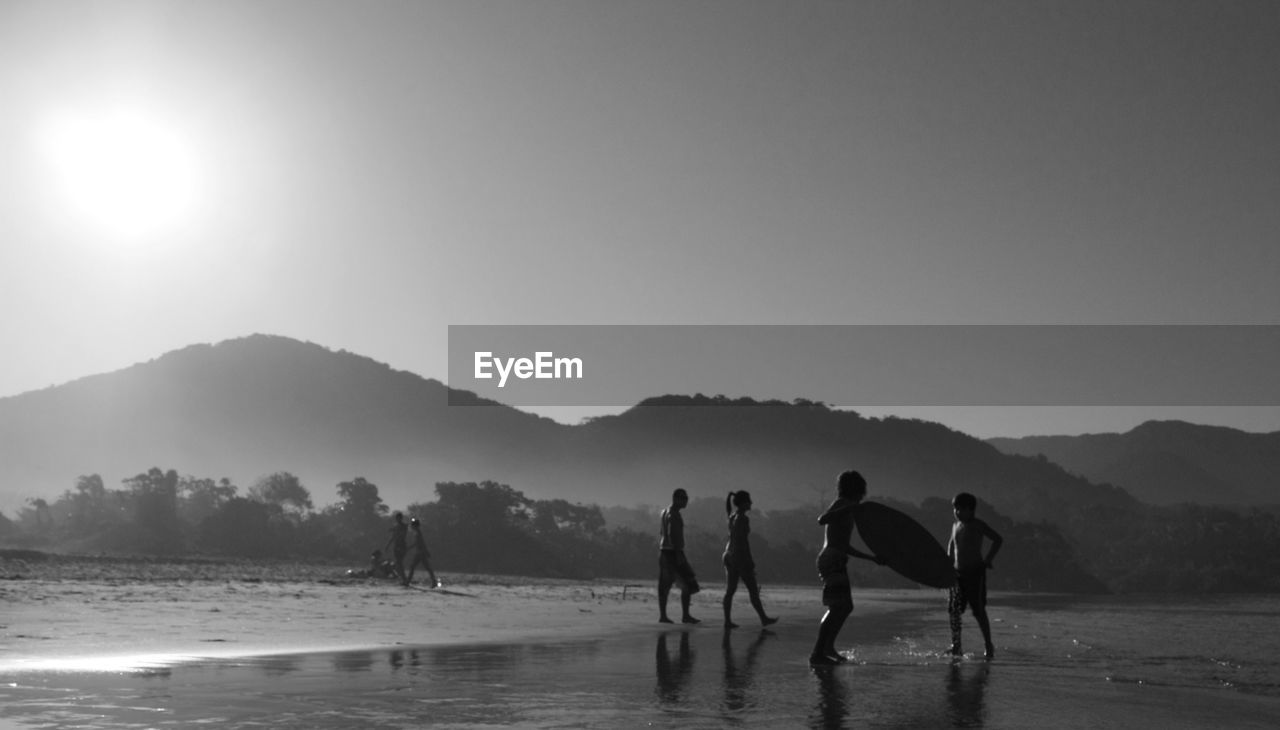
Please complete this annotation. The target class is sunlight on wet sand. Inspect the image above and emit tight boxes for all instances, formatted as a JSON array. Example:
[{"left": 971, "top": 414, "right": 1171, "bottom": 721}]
[{"left": 7, "top": 576, "right": 1275, "bottom": 728}]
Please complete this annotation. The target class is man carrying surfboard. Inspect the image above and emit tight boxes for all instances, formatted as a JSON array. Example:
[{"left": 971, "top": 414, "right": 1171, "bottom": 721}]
[
  {"left": 810, "top": 470, "right": 885, "bottom": 666},
  {"left": 947, "top": 492, "right": 1004, "bottom": 659}
]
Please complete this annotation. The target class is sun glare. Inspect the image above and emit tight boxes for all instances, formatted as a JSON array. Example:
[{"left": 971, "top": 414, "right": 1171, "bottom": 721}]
[{"left": 44, "top": 107, "right": 200, "bottom": 240}]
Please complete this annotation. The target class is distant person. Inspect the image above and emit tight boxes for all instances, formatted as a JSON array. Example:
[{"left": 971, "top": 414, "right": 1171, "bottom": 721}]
[
  {"left": 722, "top": 490, "right": 778, "bottom": 629},
  {"left": 947, "top": 492, "right": 1003, "bottom": 659},
  {"left": 405, "top": 517, "right": 440, "bottom": 588},
  {"left": 369, "top": 549, "right": 394, "bottom": 578},
  {"left": 658, "top": 488, "right": 701, "bottom": 624},
  {"left": 810, "top": 470, "right": 883, "bottom": 666},
  {"left": 346, "top": 549, "right": 393, "bottom": 579},
  {"left": 382, "top": 511, "right": 409, "bottom": 584}
]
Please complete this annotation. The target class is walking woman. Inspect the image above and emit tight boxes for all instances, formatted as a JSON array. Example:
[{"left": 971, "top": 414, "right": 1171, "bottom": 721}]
[{"left": 722, "top": 490, "right": 778, "bottom": 629}]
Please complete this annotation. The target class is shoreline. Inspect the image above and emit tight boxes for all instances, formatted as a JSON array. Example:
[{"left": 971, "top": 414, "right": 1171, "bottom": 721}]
[{"left": 1, "top": 554, "right": 947, "bottom": 673}]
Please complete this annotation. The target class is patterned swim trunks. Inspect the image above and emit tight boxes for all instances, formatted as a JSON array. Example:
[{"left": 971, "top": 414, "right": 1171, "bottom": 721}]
[{"left": 817, "top": 548, "right": 852, "bottom": 608}]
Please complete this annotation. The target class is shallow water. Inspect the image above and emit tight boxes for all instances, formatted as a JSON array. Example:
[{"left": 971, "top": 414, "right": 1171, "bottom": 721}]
[{"left": 2, "top": 593, "right": 1278, "bottom": 728}]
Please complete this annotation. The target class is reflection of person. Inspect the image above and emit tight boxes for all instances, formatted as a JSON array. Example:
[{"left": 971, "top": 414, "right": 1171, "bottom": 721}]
[
  {"left": 382, "top": 511, "right": 409, "bottom": 584},
  {"left": 946, "top": 661, "right": 990, "bottom": 725},
  {"left": 658, "top": 489, "right": 701, "bottom": 624},
  {"left": 405, "top": 517, "right": 440, "bottom": 588},
  {"left": 809, "top": 655, "right": 852, "bottom": 726},
  {"left": 722, "top": 491, "right": 778, "bottom": 628},
  {"left": 720, "top": 627, "right": 770, "bottom": 715},
  {"left": 810, "top": 470, "right": 883, "bottom": 666},
  {"left": 947, "top": 492, "right": 1003, "bottom": 659},
  {"left": 655, "top": 631, "right": 695, "bottom": 703}
]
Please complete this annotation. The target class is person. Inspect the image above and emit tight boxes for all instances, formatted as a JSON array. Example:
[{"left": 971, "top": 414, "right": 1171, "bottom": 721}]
[
  {"left": 810, "top": 470, "right": 883, "bottom": 666},
  {"left": 405, "top": 516, "right": 440, "bottom": 588},
  {"left": 382, "top": 511, "right": 409, "bottom": 585},
  {"left": 346, "top": 549, "right": 394, "bottom": 578},
  {"left": 722, "top": 490, "right": 778, "bottom": 629},
  {"left": 947, "top": 492, "right": 1003, "bottom": 659},
  {"left": 658, "top": 488, "right": 701, "bottom": 624}
]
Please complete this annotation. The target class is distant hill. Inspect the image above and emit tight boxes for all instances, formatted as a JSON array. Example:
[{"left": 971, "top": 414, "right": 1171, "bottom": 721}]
[
  {"left": 0, "top": 335, "right": 564, "bottom": 514},
  {"left": 988, "top": 421, "right": 1280, "bottom": 506},
  {"left": 1, "top": 334, "right": 1133, "bottom": 525}
]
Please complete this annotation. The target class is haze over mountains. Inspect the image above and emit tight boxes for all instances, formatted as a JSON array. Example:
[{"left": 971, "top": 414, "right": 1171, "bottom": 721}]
[
  {"left": 0, "top": 335, "right": 1271, "bottom": 520},
  {"left": 989, "top": 423, "right": 1280, "bottom": 507}
]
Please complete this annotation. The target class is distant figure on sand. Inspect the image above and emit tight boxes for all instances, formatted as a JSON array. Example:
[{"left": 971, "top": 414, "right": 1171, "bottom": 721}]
[
  {"left": 658, "top": 488, "right": 701, "bottom": 624},
  {"left": 382, "top": 512, "right": 409, "bottom": 584},
  {"left": 347, "top": 549, "right": 394, "bottom": 579},
  {"left": 722, "top": 491, "right": 778, "bottom": 629},
  {"left": 405, "top": 517, "right": 440, "bottom": 588},
  {"left": 810, "top": 470, "right": 884, "bottom": 666},
  {"left": 947, "top": 492, "right": 1004, "bottom": 659}
]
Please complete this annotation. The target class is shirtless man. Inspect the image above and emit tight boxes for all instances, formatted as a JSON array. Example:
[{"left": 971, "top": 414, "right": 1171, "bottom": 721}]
[
  {"left": 658, "top": 488, "right": 701, "bottom": 624},
  {"left": 405, "top": 517, "right": 440, "bottom": 588},
  {"left": 947, "top": 492, "right": 1004, "bottom": 658},
  {"left": 382, "top": 512, "right": 409, "bottom": 585},
  {"left": 810, "top": 470, "right": 883, "bottom": 666}
]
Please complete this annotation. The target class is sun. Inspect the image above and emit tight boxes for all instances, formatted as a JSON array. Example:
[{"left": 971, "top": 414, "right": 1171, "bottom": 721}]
[{"left": 44, "top": 107, "right": 200, "bottom": 240}]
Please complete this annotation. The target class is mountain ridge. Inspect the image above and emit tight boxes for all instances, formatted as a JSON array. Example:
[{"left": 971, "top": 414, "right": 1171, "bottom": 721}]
[
  {"left": 988, "top": 421, "right": 1280, "bottom": 506},
  {"left": 0, "top": 334, "right": 1208, "bottom": 522}
]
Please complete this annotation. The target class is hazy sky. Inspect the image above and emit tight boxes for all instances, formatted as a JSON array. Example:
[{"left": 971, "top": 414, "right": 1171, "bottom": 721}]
[{"left": 2, "top": 0, "right": 1277, "bottom": 437}]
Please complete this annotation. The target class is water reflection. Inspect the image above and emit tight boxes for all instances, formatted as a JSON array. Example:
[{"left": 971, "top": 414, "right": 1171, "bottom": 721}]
[
  {"left": 332, "top": 650, "right": 374, "bottom": 673},
  {"left": 385, "top": 648, "right": 424, "bottom": 672},
  {"left": 809, "top": 664, "right": 852, "bottom": 730},
  {"left": 946, "top": 660, "right": 989, "bottom": 726},
  {"left": 720, "top": 628, "right": 771, "bottom": 715},
  {"left": 258, "top": 655, "right": 299, "bottom": 677},
  {"left": 655, "top": 631, "right": 694, "bottom": 704}
]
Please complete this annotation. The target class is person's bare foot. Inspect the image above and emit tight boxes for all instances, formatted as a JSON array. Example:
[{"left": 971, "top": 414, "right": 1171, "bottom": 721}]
[
  {"left": 762, "top": 616, "right": 778, "bottom": 627},
  {"left": 682, "top": 615, "right": 701, "bottom": 625},
  {"left": 809, "top": 653, "right": 839, "bottom": 666},
  {"left": 659, "top": 616, "right": 674, "bottom": 624},
  {"left": 725, "top": 620, "right": 739, "bottom": 629}
]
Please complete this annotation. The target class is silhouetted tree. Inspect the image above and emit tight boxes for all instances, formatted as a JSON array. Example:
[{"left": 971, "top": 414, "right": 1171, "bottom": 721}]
[
  {"left": 248, "top": 472, "right": 312, "bottom": 516},
  {"left": 179, "top": 476, "right": 238, "bottom": 525},
  {"left": 123, "top": 467, "right": 182, "bottom": 552},
  {"left": 317, "top": 477, "right": 390, "bottom": 555},
  {"left": 198, "top": 497, "right": 285, "bottom": 556}
]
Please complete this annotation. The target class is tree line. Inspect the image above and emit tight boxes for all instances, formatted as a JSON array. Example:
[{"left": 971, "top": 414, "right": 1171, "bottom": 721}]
[{"left": 3, "top": 467, "right": 1278, "bottom": 593}]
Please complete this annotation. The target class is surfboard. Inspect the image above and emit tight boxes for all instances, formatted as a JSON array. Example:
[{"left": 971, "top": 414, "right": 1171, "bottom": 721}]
[{"left": 854, "top": 501, "right": 953, "bottom": 589}]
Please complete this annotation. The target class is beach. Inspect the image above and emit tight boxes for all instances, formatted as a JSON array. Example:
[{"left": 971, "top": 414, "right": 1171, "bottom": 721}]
[{"left": 3, "top": 555, "right": 1279, "bottom": 728}]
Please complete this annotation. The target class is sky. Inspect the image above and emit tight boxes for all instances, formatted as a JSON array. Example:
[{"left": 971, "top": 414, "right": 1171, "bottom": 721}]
[{"left": 1, "top": 0, "right": 1277, "bottom": 438}]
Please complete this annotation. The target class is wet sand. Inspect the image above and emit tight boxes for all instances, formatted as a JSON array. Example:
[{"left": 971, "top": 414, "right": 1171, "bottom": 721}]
[
  {"left": 6, "top": 558, "right": 1275, "bottom": 728},
  {"left": 1, "top": 560, "right": 918, "bottom": 673},
  {"left": 0, "top": 562, "right": 943, "bottom": 728}
]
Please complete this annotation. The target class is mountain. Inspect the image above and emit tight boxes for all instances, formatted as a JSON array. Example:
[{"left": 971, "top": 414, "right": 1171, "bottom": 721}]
[
  {"left": 988, "top": 421, "right": 1280, "bottom": 506},
  {"left": 0, "top": 335, "right": 565, "bottom": 514},
  {"left": 1, "top": 334, "right": 1134, "bottom": 524}
]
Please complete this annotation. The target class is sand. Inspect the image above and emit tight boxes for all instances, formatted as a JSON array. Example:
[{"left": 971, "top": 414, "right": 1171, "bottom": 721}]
[
  {"left": 5, "top": 557, "right": 1278, "bottom": 728},
  {"left": 0, "top": 553, "right": 919, "bottom": 672}
]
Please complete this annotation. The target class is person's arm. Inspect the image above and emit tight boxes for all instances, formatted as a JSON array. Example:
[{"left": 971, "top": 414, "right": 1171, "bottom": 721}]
[
  {"left": 982, "top": 521, "right": 1004, "bottom": 568},
  {"left": 846, "top": 544, "right": 884, "bottom": 563}
]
